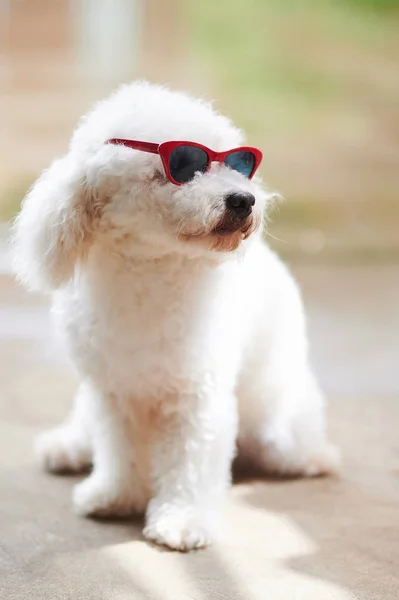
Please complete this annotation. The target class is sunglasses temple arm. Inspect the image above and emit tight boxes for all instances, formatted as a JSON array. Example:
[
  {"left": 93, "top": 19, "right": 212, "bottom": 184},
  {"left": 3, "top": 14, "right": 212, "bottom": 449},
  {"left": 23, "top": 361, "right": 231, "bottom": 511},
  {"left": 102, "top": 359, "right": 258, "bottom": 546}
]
[{"left": 106, "top": 139, "right": 160, "bottom": 154}]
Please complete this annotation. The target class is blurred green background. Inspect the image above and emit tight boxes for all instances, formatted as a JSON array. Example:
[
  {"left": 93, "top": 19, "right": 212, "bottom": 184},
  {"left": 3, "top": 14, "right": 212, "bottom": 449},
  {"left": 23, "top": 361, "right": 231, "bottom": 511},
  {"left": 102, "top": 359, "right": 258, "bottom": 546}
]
[{"left": 2, "top": 0, "right": 399, "bottom": 261}]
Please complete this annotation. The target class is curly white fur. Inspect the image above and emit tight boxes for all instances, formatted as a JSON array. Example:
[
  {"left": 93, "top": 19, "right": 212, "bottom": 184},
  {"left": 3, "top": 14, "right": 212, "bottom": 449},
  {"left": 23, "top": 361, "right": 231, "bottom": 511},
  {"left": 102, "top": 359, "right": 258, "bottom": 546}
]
[{"left": 13, "top": 81, "right": 339, "bottom": 551}]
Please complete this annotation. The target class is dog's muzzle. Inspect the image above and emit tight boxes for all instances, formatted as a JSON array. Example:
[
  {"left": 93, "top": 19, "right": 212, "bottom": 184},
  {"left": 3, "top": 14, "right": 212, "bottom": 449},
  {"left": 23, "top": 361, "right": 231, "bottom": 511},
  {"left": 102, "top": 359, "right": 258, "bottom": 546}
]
[{"left": 213, "top": 192, "right": 256, "bottom": 236}]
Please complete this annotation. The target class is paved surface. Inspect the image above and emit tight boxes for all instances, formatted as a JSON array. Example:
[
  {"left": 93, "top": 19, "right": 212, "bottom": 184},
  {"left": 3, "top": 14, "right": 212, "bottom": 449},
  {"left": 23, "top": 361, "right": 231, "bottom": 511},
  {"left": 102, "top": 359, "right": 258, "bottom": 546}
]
[{"left": 1, "top": 265, "right": 399, "bottom": 600}]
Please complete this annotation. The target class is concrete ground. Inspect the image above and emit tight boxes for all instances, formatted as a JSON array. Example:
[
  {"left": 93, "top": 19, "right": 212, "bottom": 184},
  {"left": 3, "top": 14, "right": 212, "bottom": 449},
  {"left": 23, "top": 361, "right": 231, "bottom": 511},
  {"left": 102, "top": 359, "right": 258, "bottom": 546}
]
[{"left": 1, "top": 263, "right": 398, "bottom": 600}]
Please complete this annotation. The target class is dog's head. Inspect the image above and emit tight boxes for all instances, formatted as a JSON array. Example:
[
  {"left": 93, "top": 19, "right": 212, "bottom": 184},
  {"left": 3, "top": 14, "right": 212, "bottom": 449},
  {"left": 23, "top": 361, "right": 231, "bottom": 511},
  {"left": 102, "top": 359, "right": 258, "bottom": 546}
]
[
  {"left": 14, "top": 82, "right": 274, "bottom": 290},
  {"left": 74, "top": 82, "right": 272, "bottom": 257}
]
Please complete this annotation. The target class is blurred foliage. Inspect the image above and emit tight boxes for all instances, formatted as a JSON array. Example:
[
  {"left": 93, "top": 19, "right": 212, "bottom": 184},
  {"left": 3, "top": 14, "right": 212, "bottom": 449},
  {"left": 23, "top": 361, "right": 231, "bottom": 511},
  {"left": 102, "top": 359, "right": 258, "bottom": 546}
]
[
  {"left": 348, "top": 0, "right": 399, "bottom": 7},
  {"left": 189, "top": 0, "right": 399, "bottom": 133}
]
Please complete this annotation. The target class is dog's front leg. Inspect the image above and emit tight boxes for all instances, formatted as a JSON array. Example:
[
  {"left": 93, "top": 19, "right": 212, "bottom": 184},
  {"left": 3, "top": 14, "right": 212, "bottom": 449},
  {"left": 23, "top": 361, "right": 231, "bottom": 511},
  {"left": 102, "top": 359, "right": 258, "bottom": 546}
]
[
  {"left": 143, "top": 389, "right": 238, "bottom": 551},
  {"left": 72, "top": 389, "right": 149, "bottom": 517}
]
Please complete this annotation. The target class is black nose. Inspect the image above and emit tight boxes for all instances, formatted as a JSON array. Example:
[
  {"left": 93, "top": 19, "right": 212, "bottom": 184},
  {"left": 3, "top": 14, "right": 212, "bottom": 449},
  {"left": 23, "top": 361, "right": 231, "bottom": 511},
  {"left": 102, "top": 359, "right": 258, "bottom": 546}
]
[{"left": 225, "top": 192, "right": 255, "bottom": 219}]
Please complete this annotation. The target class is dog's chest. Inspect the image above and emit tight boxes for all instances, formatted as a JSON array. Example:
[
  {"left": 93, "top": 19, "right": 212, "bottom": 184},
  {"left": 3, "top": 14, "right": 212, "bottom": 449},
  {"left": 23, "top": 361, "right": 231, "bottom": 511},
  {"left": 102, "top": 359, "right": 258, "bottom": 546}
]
[{"left": 58, "top": 261, "right": 234, "bottom": 395}]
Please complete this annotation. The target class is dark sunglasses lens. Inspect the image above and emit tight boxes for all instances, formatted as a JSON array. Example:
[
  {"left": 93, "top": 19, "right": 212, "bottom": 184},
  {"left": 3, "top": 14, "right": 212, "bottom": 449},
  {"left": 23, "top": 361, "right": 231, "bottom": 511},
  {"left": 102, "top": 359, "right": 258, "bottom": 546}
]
[
  {"left": 169, "top": 145, "right": 209, "bottom": 183},
  {"left": 224, "top": 151, "right": 256, "bottom": 178}
]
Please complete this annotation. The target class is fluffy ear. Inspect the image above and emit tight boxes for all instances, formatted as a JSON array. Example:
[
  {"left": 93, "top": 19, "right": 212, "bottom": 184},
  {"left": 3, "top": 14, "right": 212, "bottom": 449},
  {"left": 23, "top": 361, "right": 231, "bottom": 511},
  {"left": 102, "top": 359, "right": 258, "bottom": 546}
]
[{"left": 12, "top": 154, "right": 94, "bottom": 291}]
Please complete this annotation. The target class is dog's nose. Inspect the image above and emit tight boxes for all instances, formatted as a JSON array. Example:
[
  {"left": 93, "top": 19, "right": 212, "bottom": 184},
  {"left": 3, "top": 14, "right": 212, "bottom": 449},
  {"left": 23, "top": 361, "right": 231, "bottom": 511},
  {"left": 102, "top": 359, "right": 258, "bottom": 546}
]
[{"left": 225, "top": 192, "right": 255, "bottom": 219}]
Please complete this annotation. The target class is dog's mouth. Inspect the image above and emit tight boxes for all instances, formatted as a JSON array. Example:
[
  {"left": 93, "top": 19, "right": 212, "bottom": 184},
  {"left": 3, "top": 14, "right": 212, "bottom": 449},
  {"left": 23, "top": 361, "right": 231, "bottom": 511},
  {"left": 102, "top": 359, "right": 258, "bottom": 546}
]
[
  {"left": 210, "top": 212, "right": 259, "bottom": 251},
  {"left": 212, "top": 211, "right": 254, "bottom": 238},
  {"left": 179, "top": 211, "right": 260, "bottom": 252}
]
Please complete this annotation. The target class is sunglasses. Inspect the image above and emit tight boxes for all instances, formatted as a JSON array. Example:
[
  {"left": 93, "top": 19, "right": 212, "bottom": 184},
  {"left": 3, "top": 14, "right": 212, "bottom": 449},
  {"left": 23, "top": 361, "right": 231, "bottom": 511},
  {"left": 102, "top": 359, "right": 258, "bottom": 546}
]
[{"left": 106, "top": 138, "right": 262, "bottom": 186}]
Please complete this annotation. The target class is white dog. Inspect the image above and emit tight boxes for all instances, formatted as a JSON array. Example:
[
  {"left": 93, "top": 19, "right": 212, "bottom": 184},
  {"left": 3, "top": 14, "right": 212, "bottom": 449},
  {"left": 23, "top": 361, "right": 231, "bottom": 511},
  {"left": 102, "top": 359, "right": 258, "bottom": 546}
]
[{"left": 13, "top": 81, "right": 338, "bottom": 551}]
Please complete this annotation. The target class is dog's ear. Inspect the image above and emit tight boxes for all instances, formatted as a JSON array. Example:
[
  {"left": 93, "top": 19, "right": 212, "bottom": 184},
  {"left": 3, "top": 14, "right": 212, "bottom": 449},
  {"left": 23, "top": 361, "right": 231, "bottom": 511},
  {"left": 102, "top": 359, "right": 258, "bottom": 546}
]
[{"left": 12, "top": 153, "right": 95, "bottom": 291}]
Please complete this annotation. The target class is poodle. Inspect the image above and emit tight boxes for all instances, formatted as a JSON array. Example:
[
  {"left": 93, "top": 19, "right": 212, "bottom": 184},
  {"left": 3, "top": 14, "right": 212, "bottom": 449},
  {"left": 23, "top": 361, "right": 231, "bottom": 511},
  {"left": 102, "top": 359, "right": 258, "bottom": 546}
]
[{"left": 12, "top": 81, "right": 339, "bottom": 551}]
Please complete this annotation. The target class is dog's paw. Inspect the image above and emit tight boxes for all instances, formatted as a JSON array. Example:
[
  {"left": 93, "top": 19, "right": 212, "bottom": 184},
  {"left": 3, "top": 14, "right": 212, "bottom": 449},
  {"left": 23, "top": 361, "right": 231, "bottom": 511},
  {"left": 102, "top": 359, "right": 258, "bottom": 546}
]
[
  {"left": 73, "top": 473, "right": 146, "bottom": 517},
  {"left": 143, "top": 514, "right": 215, "bottom": 551},
  {"left": 275, "top": 442, "right": 341, "bottom": 478},
  {"left": 35, "top": 427, "right": 91, "bottom": 474},
  {"left": 299, "top": 443, "right": 341, "bottom": 477},
  {"left": 256, "top": 438, "right": 341, "bottom": 479}
]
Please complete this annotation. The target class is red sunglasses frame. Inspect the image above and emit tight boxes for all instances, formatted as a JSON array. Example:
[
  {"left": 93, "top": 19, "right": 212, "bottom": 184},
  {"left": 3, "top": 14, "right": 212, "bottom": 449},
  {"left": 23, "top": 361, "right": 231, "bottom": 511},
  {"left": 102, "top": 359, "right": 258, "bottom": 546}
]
[{"left": 106, "top": 138, "right": 262, "bottom": 185}]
